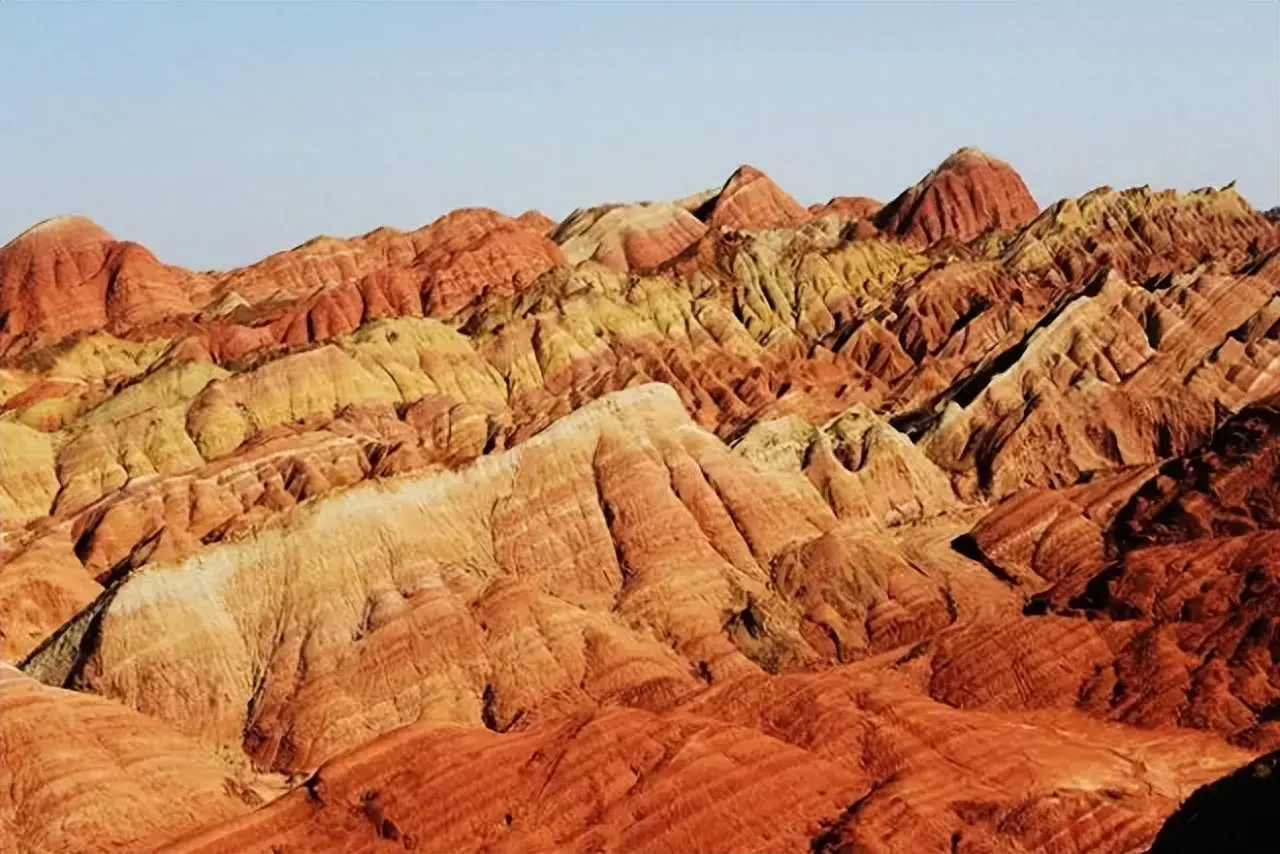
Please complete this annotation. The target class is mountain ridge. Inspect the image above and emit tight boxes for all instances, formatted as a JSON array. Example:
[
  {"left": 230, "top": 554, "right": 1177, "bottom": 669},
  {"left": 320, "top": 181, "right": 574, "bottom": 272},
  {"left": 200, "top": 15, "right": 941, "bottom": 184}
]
[{"left": 2, "top": 147, "right": 1279, "bottom": 854}]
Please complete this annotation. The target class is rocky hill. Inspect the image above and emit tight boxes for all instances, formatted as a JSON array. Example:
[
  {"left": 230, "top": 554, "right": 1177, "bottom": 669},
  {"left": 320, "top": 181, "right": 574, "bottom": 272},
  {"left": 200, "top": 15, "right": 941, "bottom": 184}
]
[{"left": 2, "top": 148, "right": 1278, "bottom": 853}]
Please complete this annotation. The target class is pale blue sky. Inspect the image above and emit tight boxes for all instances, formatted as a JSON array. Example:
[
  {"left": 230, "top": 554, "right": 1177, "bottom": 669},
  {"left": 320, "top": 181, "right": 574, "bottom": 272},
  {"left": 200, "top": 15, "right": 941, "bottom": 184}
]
[{"left": 2, "top": 2, "right": 1277, "bottom": 269}]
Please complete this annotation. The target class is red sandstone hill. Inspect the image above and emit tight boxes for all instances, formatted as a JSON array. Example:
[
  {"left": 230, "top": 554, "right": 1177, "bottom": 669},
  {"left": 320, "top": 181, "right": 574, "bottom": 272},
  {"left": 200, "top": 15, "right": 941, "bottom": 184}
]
[
  {"left": 693, "top": 164, "right": 812, "bottom": 231},
  {"left": 875, "top": 146, "right": 1040, "bottom": 247},
  {"left": 2, "top": 150, "right": 1279, "bottom": 854}
]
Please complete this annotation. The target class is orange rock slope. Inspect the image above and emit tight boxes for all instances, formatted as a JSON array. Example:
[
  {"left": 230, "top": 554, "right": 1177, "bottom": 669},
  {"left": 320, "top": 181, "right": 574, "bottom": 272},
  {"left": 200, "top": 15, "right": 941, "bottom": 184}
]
[{"left": 2, "top": 147, "right": 1279, "bottom": 853}]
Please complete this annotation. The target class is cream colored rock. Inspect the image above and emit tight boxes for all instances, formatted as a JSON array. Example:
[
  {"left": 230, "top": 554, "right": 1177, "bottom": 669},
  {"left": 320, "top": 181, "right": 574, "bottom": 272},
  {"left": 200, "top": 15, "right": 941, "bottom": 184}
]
[{"left": 0, "top": 420, "right": 58, "bottom": 525}]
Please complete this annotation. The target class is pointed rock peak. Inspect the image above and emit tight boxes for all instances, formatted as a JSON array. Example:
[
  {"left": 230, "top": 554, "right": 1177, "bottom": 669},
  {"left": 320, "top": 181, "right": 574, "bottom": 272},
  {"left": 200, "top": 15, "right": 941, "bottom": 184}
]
[
  {"left": 693, "top": 164, "right": 810, "bottom": 231},
  {"left": 876, "top": 147, "right": 1039, "bottom": 247},
  {"left": 724, "top": 164, "right": 770, "bottom": 185}
]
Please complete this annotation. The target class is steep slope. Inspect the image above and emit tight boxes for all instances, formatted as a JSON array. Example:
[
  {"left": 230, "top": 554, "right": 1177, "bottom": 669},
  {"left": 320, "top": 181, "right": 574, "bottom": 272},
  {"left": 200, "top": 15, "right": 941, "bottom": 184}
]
[
  {"left": 921, "top": 257, "right": 1280, "bottom": 500},
  {"left": 26, "top": 385, "right": 998, "bottom": 774}
]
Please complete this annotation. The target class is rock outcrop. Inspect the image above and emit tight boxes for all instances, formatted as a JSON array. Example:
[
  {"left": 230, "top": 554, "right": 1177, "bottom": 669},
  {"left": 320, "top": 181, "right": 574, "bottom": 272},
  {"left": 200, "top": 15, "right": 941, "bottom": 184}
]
[
  {"left": 951, "top": 395, "right": 1280, "bottom": 748},
  {"left": 160, "top": 669, "right": 1247, "bottom": 854},
  {"left": 553, "top": 202, "right": 707, "bottom": 271},
  {"left": 0, "top": 217, "right": 207, "bottom": 355}
]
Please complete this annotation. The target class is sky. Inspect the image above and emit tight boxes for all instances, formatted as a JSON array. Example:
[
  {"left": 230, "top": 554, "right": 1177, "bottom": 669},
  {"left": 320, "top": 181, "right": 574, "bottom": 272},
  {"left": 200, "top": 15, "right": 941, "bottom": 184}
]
[{"left": 2, "top": 2, "right": 1277, "bottom": 270}]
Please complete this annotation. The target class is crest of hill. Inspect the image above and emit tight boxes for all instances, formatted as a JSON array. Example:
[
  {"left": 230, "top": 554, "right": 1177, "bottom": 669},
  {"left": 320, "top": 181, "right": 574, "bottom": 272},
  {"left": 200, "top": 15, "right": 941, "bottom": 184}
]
[
  {"left": 551, "top": 201, "right": 707, "bottom": 271},
  {"left": 693, "top": 165, "right": 812, "bottom": 231},
  {"left": 875, "top": 146, "right": 1039, "bottom": 247},
  {"left": 0, "top": 215, "right": 207, "bottom": 355},
  {"left": 810, "top": 196, "right": 884, "bottom": 220}
]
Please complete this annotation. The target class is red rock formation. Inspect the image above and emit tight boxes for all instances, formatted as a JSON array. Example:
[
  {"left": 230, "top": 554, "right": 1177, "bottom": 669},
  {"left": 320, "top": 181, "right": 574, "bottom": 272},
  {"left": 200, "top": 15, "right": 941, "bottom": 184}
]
[
  {"left": 949, "top": 396, "right": 1280, "bottom": 747},
  {"left": 875, "top": 147, "right": 1039, "bottom": 247},
  {"left": 209, "top": 207, "right": 564, "bottom": 323},
  {"left": 516, "top": 209, "right": 559, "bottom": 234},
  {"left": 160, "top": 669, "right": 1247, "bottom": 854},
  {"left": 695, "top": 165, "right": 811, "bottom": 231},
  {"left": 409, "top": 208, "right": 563, "bottom": 316},
  {"left": 0, "top": 209, "right": 563, "bottom": 363},
  {"left": 0, "top": 216, "right": 205, "bottom": 355},
  {"left": 920, "top": 257, "right": 1280, "bottom": 500}
]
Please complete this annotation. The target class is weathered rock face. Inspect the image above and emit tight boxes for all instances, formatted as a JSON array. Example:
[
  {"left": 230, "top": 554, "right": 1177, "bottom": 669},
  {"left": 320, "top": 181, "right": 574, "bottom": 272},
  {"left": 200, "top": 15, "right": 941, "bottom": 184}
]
[
  {"left": 921, "top": 258, "right": 1280, "bottom": 500},
  {"left": 0, "top": 208, "right": 564, "bottom": 362},
  {"left": 875, "top": 147, "right": 1039, "bottom": 247},
  {"left": 3, "top": 152, "right": 1280, "bottom": 853},
  {"left": 953, "top": 396, "right": 1280, "bottom": 748},
  {"left": 159, "top": 670, "right": 1247, "bottom": 854}
]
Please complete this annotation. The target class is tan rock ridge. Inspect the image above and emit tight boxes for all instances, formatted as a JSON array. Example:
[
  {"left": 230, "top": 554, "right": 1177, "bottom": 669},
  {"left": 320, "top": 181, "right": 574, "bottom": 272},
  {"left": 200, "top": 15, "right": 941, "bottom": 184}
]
[
  {"left": 26, "top": 385, "right": 933, "bottom": 772},
  {"left": 920, "top": 257, "right": 1280, "bottom": 500}
]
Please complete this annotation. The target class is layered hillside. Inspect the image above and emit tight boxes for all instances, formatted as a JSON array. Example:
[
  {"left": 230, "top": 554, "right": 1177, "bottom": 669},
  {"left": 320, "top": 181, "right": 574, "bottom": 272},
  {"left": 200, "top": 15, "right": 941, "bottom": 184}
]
[{"left": 2, "top": 147, "right": 1278, "bottom": 854}]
